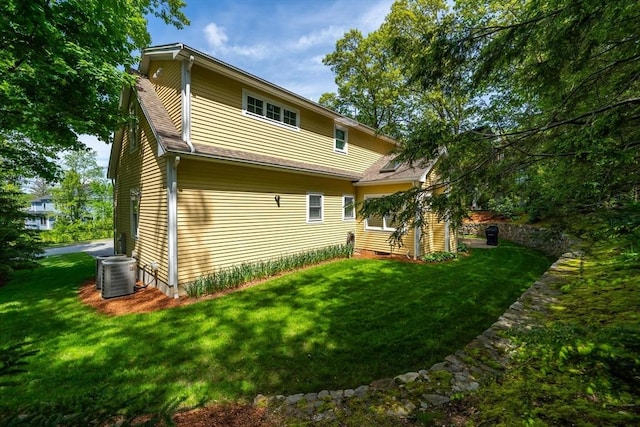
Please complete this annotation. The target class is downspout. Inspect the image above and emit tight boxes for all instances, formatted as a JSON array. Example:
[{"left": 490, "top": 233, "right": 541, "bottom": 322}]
[
  {"left": 111, "top": 178, "right": 117, "bottom": 254},
  {"left": 167, "top": 155, "right": 180, "bottom": 298},
  {"left": 444, "top": 184, "right": 451, "bottom": 252},
  {"left": 181, "top": 56, "right": 196, "bottom": 153},
  {"left": 413, "top": 180, "right": 421, "bottom": 260},
  {"left": 166, "top": 55, "right": 196, "bottom": 299}
]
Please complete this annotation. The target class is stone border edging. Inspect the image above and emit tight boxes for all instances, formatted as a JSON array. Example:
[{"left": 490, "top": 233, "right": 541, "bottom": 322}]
[{"left": 254, "top": 237, "right": 583, "bottom": 422}]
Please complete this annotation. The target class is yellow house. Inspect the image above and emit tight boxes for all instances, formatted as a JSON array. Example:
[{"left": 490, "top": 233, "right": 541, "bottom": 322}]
[{"left": 108, "top": 43, "right": 456, "bottom": 298}]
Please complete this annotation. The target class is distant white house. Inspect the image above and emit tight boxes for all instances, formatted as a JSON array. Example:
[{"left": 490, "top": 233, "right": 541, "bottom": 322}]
[{"left": 25, "top": 196, "right": 57, "bottom": 230}]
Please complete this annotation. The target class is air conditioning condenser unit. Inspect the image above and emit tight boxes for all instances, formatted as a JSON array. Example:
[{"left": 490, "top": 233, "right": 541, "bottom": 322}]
[
  {"left": 96, "top": 255, "right": 127, "bottom": 290},
  {"left": 101, "top": 257, "right": 136, "bottom": 298}
]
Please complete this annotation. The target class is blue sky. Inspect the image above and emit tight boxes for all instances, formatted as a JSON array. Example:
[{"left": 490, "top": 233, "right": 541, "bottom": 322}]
[{"left": 86, "top": 0, "right": 395, "bottom": 167}]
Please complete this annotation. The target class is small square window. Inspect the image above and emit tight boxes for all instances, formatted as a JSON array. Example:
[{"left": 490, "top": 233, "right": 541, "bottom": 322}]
[
  {"left": 307, "top": 193, "right": 323, "bottom": 222},
  {"left": 284, "top": 109, "right": 297, "bottom": 126},
  {"left": 267, "top": 103, "right": 281, "bottom": 121},
  {"left": 343, "top": 195, "right": 355, "bottom": 221},
  {"left": 247, "top": 96, "right": 263, "bottom": 115},
  {"left": 334, "top": 126, "right": 347, "bottom": 153}
]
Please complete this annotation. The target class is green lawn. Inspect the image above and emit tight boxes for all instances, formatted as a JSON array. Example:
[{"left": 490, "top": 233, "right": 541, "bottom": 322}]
[{"left": 0, "top": 242, "right": 552, "bottom": 411}]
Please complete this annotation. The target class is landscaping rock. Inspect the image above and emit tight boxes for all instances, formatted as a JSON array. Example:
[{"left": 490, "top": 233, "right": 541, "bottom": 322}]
[
  {"left": 394, "top": 372, "right": 420, "bottom": 384},
  {"left": 423, "top": 394, "right": 450, "bottom": 406}
]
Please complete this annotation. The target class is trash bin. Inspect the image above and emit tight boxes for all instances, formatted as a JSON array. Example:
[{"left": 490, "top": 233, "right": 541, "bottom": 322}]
[{"left": 485, "top": 225, "right": 499, "bottom": 246}]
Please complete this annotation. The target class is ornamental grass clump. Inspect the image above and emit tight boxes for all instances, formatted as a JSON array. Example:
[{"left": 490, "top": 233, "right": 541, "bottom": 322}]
[{"left": 186, "top": 243, "right": 353, "bottom": 297}]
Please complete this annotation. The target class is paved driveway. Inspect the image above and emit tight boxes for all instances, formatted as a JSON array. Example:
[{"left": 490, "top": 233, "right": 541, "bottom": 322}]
[{"left": 44, "top": 238, "right": 114, "bottom": 257}]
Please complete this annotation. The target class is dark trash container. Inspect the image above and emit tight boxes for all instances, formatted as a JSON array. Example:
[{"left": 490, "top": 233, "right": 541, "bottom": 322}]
[{"left": 485, "top": 225, "right": 499, "bottom": 246}]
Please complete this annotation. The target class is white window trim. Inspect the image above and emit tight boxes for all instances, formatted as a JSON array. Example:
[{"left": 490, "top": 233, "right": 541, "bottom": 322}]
[
  {"left": 342, "top": 194, "right": 355, "bottom": 221},
  {"left": 306, "top": 192, "right": 324, "bottom": 223},
  {"left": 363, "top": 195, "right": 397, "bottom": 232},
  {"left": 334, "top": 125, "right": 348, "bottom": 154},
  {"left": 242, "top": 89, "right": 300, "bottom": 130},
  {"left": 130, "top": 189, "right": 140, "bottom": 240}
]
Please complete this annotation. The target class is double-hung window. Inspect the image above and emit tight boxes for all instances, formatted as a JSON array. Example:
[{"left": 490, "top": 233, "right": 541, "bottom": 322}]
[
  {"left": 130, "top": 189, "right": 141, "bottom": 239},
  {"left": 243, "top": 90, "right": 299, "bottom": 129},
  {"left": 307, "top": 193, "right": 323, "bottom": 223},
  {"left": 334, "top": 126, "right": 347, "bottom": 153},
  {"left": 364, "top": 196, "right": 397, "bottom": 231},
  {"left": 342, "top": 195, "right": 355, "bottom": 221}
]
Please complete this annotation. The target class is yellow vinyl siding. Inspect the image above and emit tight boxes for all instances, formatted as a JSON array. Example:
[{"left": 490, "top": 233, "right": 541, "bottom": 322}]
[
  {"left": 189, "top": 65, "right": 394, "bottom": 173},
  {"left": 420, "top": 177, "right": 457, "bottom": 254},
  {"left": 148, "top": 60, "right": 182, "bottom": 135},
  {"left": 114, "top": 110, "right": 170, "bottom": 290},
  {"left": 355, "top": 183, "right": 417, "bottom": 256},
  {"left": 176, "top": 159, "right": 357, "bottom": 285}
]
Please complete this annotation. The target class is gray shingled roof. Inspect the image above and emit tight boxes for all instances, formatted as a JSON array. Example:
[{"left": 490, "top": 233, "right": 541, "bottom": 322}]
[
  {"left": 357, "top": 153, "right": 436, "bottom": 185},
  {"left": 135, "top": 75, "right": 190, "bottom": 152}
]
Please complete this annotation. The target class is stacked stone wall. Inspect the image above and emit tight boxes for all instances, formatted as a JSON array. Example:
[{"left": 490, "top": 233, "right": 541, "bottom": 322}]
[{"left": 460, "top": 222, "right": 575, "bottom": 257}]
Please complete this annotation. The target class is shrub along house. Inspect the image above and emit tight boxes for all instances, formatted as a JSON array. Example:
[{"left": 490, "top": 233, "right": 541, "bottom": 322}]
[{"left": 108, "top": 43, "right": 456, "bottom": 298}]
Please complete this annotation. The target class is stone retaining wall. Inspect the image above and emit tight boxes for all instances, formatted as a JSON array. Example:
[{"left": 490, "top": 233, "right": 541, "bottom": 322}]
[{"left": 460, "top": 222, "right": 574, "bottom": 257}]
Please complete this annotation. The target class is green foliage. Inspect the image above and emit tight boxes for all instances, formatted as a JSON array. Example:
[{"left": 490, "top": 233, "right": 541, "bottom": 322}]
[
  {"left": 466, "top": 237, "right": 640, "bottom": 426},
  {"left": 0, "top": 182, "right": 43, "bottom": 286},
  {"left": 0, "top": 341, "right": 39, "bottom": 387},
  {"left": 40, "top": 219, "right": 112, "bottom": 244},
  {"left": 422, "top": 251, "right": 458, "bottom": 263},
  {"left": 341, "top": 0, "right": 640, "bottom": 234},
  {"left": 0, "top": 0, "right": 188, "bottom": 180},
  {"left": 185, "top": 244, "right": 354, "bottom": 297},
  {"left": 486, "top": 196, "right": 522, "bottom": 220},
  {"left": 46, "top": 150, "right": 113, "bottom": 243},
  {"left": 321, "top": 28, "right": 414, "bottom": 139},
  {"left": 456, "top": 241, "right": 468, "bottom": 253}
]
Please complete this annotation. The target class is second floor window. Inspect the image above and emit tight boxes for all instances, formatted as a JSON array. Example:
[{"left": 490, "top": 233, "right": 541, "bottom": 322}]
[
  {"left": 334, "top": 126, "right": 347, "bottom": 153},
  {"left": 243, "top": 90, "right": 299, "bottom": 129}
]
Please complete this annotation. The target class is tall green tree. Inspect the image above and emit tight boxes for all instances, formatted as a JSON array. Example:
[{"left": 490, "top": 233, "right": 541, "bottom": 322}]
[
  {"left": 321, "top": 27, "right": 415, "bottom": 138},
  {"left": 0, "top": 0, "right": 188, "bottom": 181},
  {"left": 360, "top": 0, "right": 640, "bottom": 239},
  {"left": 52, "top": 150, "right": 111, "bottom": 230},
  {"left": 0, "top": 179, "right": 42, "bottom": 286}
]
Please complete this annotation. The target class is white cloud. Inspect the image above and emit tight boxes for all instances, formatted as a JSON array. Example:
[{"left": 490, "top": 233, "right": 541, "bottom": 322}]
[
  {"left": 204, "top": 22, "right": 229, "bottom": 50},
  {"left": 292, "top": 26, "right": 345, "bottom": 50},
  {"left": 358, "top": 0, "right": 394, "bottom": 33},
  {"left": 229, "top": 44, "right": 271, "bottom": 59}
]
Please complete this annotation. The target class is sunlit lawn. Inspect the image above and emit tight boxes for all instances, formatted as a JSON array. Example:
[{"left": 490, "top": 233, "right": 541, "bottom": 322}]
[{"left": 0, "top": 242, "right": 552, "bottom": 410}]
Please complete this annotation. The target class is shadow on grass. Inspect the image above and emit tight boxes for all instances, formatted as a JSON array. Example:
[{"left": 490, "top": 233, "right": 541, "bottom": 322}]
[{"left": 0, "top": 243, "right": 553, "bottom": 410}]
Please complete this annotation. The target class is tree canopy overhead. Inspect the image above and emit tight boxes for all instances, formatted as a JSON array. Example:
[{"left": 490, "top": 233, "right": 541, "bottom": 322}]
[
  {"left": 0, "top": 0, "right": 189, "bottom": 180},
  {"left": 330, "top": 0, "right": 640, "bottom": 237}
]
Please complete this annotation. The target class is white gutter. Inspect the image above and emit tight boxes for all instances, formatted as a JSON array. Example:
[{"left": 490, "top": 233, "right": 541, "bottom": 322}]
[
  {"left": 181, "top": 56, "right": 196, "bottom": 153},
  {"left": 167, "top": 155, "right": 180, "bottom": 298}
]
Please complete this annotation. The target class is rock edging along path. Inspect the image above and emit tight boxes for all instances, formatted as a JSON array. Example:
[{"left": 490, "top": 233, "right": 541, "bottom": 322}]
[{"left": 253, "top": 248, "right": 584, "bottom": 422}]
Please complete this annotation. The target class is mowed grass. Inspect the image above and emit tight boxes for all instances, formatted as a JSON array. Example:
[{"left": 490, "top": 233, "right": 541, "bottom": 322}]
[{"left": 0, "top": 242, "right": 552, "bottom": 411}]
